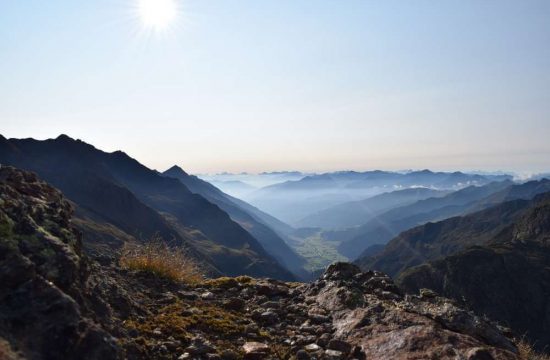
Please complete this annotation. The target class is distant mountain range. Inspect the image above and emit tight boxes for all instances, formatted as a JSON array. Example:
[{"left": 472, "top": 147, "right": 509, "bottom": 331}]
[
  {"left": 334, "top": 180, "right": 515, "bottom": 258},
  {"left": 295, "top": 187, "right": 449, "bottom": 229},
  {"left": 243, "top": 170, "right": 513, "bottom": 224},
  {"left": 0, "top": 135, "right": 299, "bottom": 280},
  {"left": 356, "top": 191, "right": 550, "bottom": 350}
]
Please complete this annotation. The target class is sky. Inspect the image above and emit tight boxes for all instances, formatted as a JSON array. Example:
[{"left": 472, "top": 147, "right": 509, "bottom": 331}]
[{"left": 1, "top": 0, "right": 549, "bottom": 174}]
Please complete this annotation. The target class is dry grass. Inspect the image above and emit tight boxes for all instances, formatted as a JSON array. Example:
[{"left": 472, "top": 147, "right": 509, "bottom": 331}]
[
  {"left": 517, "top": 339, "right": 550, "bottom": 360},
  {"left": 120, "top": 239, "right": 203, "bottom": 284}
]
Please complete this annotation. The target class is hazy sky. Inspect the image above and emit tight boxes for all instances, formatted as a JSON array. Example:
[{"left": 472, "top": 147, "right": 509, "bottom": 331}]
[{"left": 1, "top": 0, "right": 549, "bottom": 174}]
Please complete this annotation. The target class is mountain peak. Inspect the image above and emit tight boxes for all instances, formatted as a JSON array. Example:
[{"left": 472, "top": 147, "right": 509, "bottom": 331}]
[
  {"left": 56, "top": 134, "right": 75, "bottom": 141},
  {"left": 164, "top": 165, "right": 188, "bottom": 177}
]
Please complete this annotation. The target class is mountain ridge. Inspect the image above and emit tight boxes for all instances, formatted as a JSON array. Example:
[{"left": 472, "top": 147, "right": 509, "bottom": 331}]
[{"left": 0, "top": 135, "right": 294, "bottom": 280}]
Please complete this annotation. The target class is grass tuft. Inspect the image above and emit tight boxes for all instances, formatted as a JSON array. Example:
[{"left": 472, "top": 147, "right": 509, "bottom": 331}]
[
  {"left": 517, "top": 339, "right": 550, "bottom": 360},
  {"left": 120, "top": 238, "right": 203, "bottom": 284}
]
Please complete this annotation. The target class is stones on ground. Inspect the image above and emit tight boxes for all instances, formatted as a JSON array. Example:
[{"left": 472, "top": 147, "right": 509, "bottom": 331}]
[
  {"left": 304, "top": 343, "right": 321, "bottom": 352},
  {"left": 295, "top": 349, "right": 310, "bottom": 360},
  {"left": 260, "top": 310, "right": 279, "bottom": 324},
  {"left": 201, "top": 291, "right": 216, "bottom": 300},
  {"left": 242, "top": 342, "right": 269, "bottom": 360},
  {"left": 220, "top": 349, "right": 239, "bottom": 360},
  {"left": 222, "top": 297, "right": 246, "bottom": 311},
  {"left": 325, "top": 349, "right": 344, "bottom": 360},
  {"left": 185, "top": 337, "right": 215, "bottom": 355},
  {"left": 327, "top": 339, "right": 352, "bottom": 354}
]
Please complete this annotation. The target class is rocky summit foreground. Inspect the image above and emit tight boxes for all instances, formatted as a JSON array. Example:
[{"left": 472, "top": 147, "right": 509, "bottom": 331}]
[{"left": 0, "top": 166, "right": 521, "bottom": 359}]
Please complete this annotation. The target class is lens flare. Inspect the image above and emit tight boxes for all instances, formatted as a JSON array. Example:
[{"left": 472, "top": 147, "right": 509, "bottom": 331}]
[{"left": 138, "top": 0, "right": 178, "bottom": 31}]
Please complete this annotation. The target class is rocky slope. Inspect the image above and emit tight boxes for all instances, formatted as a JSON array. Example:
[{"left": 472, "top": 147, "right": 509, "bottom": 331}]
[
  {"left": 357, "top": 197, "right": 533, "bottom": 278},
  {"left": 398, "top": 192, "right": 550, "bottom": 351},
  {"left": 0, "top": 166, "right": 525, "bottom": 359},
  {"left": 0, "top": 166, "right": 120, "bottom": 359}
]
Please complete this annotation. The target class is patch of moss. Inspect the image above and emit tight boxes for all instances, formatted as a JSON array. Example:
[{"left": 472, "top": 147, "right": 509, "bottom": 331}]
[
  {"left": 202, "top": 275, "right": 254, "bottom": 289},
  {"left": 0, "top": 216, "right": 13, "bottom": 239},
  {"left": 286, "top": 282, "right": 304, "bottom": 289},
  {"left": 124, "top": 300, "right": 245, "bottom": 344}
]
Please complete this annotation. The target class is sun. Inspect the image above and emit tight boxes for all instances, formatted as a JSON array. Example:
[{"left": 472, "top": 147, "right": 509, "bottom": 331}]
[{"left": 137, "top": 0, "right": 178, "bottom": 31}]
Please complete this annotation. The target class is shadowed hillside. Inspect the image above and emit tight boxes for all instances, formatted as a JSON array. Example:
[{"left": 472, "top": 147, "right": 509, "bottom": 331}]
[{"left": 0, "top": 135, "right": 294, "bottom": 280}]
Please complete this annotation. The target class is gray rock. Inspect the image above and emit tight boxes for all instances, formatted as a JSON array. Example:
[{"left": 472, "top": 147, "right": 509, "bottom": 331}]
[
  {"left": 304, "top": 343, "right": 322, "bottom": 352},
  {"left": 325, "top": 349, "right": 344, "bottom": 360},
  {"left": 201, "top": 291, "right": 216, "bottom": 300}
]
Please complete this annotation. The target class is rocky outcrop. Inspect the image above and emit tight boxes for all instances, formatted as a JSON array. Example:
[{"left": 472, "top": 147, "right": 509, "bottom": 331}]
[
  {"left": 0, "top": 166, "right": 523, "bottom": 359},
  {"left": 0, "top": 166, "right": 120, "bottom": 359},
  {"left": 115, "top": 262, "right": 519, "bottom": 359}
]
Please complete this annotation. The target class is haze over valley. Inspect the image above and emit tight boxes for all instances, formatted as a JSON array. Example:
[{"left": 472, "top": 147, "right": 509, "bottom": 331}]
[{"left": 2, "top": 0, "right": 550, "bottom": 358}]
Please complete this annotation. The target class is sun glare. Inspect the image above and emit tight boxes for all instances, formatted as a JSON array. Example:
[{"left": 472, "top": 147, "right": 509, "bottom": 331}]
[{"left": 138, "top": 0, "right": 178, "bottom": 31}]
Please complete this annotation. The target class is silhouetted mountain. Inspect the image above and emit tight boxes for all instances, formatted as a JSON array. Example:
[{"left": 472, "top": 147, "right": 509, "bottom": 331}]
[
  {"left": 296, "top": 187, "right": 447, "bottom": 229},
  {"left": 162, "top": 165, "right": 307, "bottom": 278},
  {"left": 357, "top": 197, "right": 533, "bottom": 277},
  {"left": 396, "top": 192, "right": 550, "bottom": 350},
  {"left": 0, "top": 135, "right": 294, "bottom": 280},
  {"left": 337, "top": 180, "right": 515, "bottom": 258},
  {"left": 245, "top": 170, "right": 512, "bottom": 224}
]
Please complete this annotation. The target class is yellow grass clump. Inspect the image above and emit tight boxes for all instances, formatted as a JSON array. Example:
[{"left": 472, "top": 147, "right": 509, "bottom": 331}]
[
  {"left": 517, "top": 339, "right": 550, "bottom": 360},
  {"left": 120, "top": 239, "right": 203, "bottom": 284}
]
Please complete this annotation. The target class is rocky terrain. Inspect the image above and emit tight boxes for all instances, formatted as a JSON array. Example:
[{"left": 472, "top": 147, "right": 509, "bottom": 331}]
[
  {"left": 397, "top": 192, "right": 550, "bottom": 350},
  {"left": 0, "top": 166, "right": 530, "bottom": 359}
]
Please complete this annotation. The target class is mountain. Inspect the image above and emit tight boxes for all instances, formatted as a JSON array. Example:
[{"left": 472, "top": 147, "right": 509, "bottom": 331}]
[
  {"left": 337, "top": 180, "right": 515, "bottom": 258},
  {"left": 244, "top": 170, "right": 512, "bottom": 225},
  {"left": 0, "top": 168, "right": 522, "bottom": 359},
  {"left": 396, "top": 192, "right": 550, "bottom": 350},
  {"left": 0, "top": 135, "right": 294, "bottom": 280},
  {"left": 296, "top": 187, "right": 448, "bottom": 229},
  {"left": 162, "top": 165, "right": 307, "bottom": 278},
  {"left": 357, "top": 197, "right": 533, "bottom": 277}
]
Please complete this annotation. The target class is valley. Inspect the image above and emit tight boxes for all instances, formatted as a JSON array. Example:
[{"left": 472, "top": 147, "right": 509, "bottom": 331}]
[{"left": 1, "top": 135, "right": 550, "bottom": 358}]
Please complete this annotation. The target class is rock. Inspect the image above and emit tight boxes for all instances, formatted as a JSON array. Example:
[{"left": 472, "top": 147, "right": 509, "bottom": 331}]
[
  {"left": 309, "top": 314, "right": 330, "bottom": 324},
  {"left": 260, "top": 310, "right": 279, "bottom": 324},
  {"left": 325, "top": 349, "right": 344, "bottom": 360},
  {"left": 295, "top": 349, "right": 310, "bottom": 360},
  {"left": 420, "top": 288, "right": 438, "bottom": 298},
  {"left": 327, "top": 339, "right": 352, "bottom": 354},
  {"left": 223, "top": 298, "right": 246, "bottom": 311},
  {"left": 242, "top": 342, "right": 269, "bottom": 359},
  {"left": 322, "top": 262, "right": 361, "bottom": 281},
  {"left": 316, "top": 333, "right": 332, "bottom": 347},
  {"left": 185, "top": 337, "right": 215, "bottom": 355},
  {"left": 466, "top": 348, "right": 495, "bottom": 360},
  {"left": 0, "top": 167, "right": 121, "bottom": 359},
  {"left": 304, "top": 343, "right": 322, "bottom": 352},
  {"left": 201, "top": 291, "right": 216, "bottom": 300},
  {"left": 220, "top": 350, "right": 239, "bottom": 360}
]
